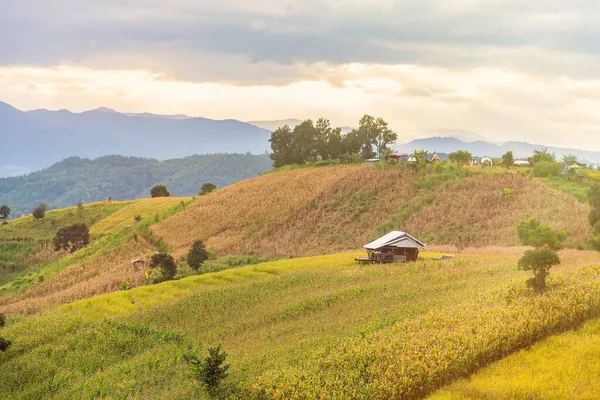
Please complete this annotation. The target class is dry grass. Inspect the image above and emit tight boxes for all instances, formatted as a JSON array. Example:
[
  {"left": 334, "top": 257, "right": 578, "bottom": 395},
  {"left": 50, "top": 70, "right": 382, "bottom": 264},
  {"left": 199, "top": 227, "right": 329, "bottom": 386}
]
[
  {"left": 403, "top": 174, "right": 591, "bottom": 247},
  {"left": 153, "top": 166, "right": 590, "bottom": 258},
  {"left": 0, "top": 240, "right": 153, "bottom": 315},
  {"left": 152, "top": 165, "right": 421, "bottom": 257}
]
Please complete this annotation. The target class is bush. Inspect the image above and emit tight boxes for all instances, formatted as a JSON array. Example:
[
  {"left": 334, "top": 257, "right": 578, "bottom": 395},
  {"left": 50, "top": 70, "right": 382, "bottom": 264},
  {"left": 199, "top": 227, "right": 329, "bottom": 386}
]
[
  {"left": 517, "top": 217, "right": 570, "bottom": 250},
  {"left": 0, "top": 313, "right": 5, "bottom": 327},
  {"left": 187, "top": 240, "right": 209, "bottom": 271},
  {"left": 53, "top": 223, "right": 90, "bottom": 252},
  {"left": 518, "top": 246, "right": 560, "bottom": 291},
  {"left": 32, "top": 203, "right": 48, "bottom": 220},
  {"left": 134, "top": 214, "right": 142, "bottom": 222},
  {"left": 532, "top": 161, "right": 560, "bottom": 177},
  {"left": 200, "top": 182, "right": 217, "bottom": 196},
  {"left": 150, "top": 185, "right": 170, "bottom": 198},
  {"left": 0, "top": 337, "right": 11, "bottom": 352},
  {"left": 149, "top": 253, "right": 177, "bottom": 282},
  {"left": 185, "top": 344, "right": 230, "bottom": 395}
]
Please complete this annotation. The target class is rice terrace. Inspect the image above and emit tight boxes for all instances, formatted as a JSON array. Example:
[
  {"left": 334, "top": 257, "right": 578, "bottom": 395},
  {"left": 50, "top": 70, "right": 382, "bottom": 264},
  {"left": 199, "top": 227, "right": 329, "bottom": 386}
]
[
  {"left": 2, "top": 152, "right": 600, "bottom": 399},
  {"left": 3, "top": 4, "right": 600, "bottom": 396}
]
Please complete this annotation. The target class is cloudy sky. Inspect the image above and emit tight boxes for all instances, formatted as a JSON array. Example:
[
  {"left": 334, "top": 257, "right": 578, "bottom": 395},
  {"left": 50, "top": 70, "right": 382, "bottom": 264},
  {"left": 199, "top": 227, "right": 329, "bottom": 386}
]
[{"left": 2, "top": 0, "right": 600, "bottom": 148}]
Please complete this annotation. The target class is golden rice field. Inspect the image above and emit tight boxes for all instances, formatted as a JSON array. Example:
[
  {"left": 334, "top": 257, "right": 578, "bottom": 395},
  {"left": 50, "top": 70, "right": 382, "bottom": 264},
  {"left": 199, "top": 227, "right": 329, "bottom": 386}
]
[
  {"left": 89, "top": 197, "right": 192, "bottom": 236},
  {"left": 2, "top": 248, "right": 600, "bottom": 399},
  {"left": 152, "top": 165, "right": 590, "bottom": 258},
  {"left": 429, "top": 318, "right": 600, "bottom": 399}
]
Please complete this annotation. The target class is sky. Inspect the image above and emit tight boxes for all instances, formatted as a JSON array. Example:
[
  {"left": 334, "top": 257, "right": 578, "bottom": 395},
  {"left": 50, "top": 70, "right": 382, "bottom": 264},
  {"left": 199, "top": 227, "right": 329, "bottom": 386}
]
[{"left": 2, "top": 0, "right": 600, "bottom": 148}]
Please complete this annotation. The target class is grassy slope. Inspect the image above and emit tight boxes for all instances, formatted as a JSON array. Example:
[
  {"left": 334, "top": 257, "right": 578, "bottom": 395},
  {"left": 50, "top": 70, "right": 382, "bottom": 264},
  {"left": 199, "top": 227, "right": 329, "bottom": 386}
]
[
  {"left": 2, "top": 249, "right": 600, "bottom": 399},
  {"left": 152, "top": 165, "right": 590, "bottom": 257},
  {"left": 429, "top": 318, "right": 600, "bottom": 400},
  {"left": 0, "top": 197, "right": 194, "bottom": 314}
]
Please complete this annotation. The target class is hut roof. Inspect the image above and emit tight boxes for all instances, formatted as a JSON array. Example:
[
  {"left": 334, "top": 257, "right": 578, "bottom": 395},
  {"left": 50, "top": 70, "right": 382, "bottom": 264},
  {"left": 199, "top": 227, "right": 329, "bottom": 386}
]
[{"left": 363, "top": 231, "right": 427, "bottom": 251}]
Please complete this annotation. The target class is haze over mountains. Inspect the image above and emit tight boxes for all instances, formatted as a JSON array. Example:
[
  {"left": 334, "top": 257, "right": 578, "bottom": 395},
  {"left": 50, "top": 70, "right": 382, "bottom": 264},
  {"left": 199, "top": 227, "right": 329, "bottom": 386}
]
[{"left": 0, "top": 101, "right": 271, "bottom": 177}]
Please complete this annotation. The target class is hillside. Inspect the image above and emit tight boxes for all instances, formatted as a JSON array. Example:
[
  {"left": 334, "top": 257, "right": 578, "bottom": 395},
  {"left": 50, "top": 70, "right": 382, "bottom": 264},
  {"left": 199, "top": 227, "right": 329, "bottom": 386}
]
[
  {"left": 2, "top": 249, "right": 600, "bottom": 399},
  {"left": 0, "top": 101, "right": 271, "bottom": 176},
  {"left": 0, "top": 153, "right": 272, "bottom": 217},
  {"left": 152, "top": 165, "right": 590, "bottom": 257}
]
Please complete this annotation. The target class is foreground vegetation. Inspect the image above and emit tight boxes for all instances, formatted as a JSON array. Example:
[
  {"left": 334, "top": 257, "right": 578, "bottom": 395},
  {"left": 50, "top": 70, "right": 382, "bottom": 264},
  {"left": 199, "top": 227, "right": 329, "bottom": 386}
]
[
  {"left": 1, "top": 249, "right": 600, "bottom": 399},
  {"left": 430, "top": 317, "right": 600, "bottom": 399}
]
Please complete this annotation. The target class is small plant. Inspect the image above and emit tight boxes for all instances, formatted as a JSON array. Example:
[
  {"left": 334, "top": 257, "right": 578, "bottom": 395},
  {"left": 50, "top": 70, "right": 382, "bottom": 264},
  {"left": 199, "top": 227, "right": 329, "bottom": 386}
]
[
  {"left": 185, "top": 344, "right": 230, "bottom": 395},
  {"left": 121, "top": 281, "right": 129, "bottom": 291},
  {"left": 518, "top": 246, "right": 560, "bottom": 292},
  {"left": 134, "top": 214, "right": 142, "bottom": 222},
  {"left": 502, "top": 188, "right": 513, "bottom": 197},
  {"left": 38, "top": 275, "right": 44, "bottom": 283}
]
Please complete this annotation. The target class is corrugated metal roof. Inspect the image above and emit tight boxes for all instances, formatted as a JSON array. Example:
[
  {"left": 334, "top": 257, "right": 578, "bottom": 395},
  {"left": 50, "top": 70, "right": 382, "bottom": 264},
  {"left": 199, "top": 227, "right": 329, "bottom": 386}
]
[{"left": 363, "top": 231, "right": 427, "bottom": 250}]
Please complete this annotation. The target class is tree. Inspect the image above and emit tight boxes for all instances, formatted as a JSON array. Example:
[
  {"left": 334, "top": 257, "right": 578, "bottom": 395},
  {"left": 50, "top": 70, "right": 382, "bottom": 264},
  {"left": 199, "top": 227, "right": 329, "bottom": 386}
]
[
  {"left": 150, "top": 185, "right": 170, "bottom": 198},
  {"left": 449, "top": 150, "right": 472, "bottom": 166},
  {"left": 187, "top": 240, "right": 209, "bottom": 271},
  {"left": 518, "top": 246, "right": 560, "bottom": 292},
  {"left": 185, "top": 344, "right": 230, "bottom": 394},
  {"left": 528, "top": 147, "right": 556, "bottom": 166},
  {"left": 350, "top": 115, "right": 397, "bottom": 159},
  {"left": 0, "top": 313, "right": 10, "bottom": 352},
  {"left": 200, "top": 182, "right": 217, "bottom": 196},
  {"left": 412, "top": 150, "right": 429, "bottom": 163},
  {"left": 532, "top": 161, "right": 560, "bottom": 177},
  {"left": 562, "top": 154, "right": 578, "bottom": 165},
  {"left": 0, "top": 205, "right": 10, "bottom": 224},
  {"left": 149, "top": 253, "right": 177, "bottom": 281},
  {"left": 588, "top": 183, "right": 600, "bottom": 226},
  {"left": 517, "top": 217, "right": 570, "bottom": 250},
  {"left": 32, "top": 203, "right": 48, "bottom": 220},
  {"left": 0, "top": 313, "right": 5, "bottom": 327},
  {"left": 53, "top": 223, "right": 90, "bottom": 252},
  {"left": 501, "top": 151, "right": 514, "bottom": 167},
  {"left": 269, "top": 125, "right": 295, "bottom": 167}
]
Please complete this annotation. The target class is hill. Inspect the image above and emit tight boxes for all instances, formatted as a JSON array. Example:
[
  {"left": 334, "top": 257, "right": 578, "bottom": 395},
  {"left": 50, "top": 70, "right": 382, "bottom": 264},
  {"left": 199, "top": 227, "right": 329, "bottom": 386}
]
[
  {"left": 0, "top": 101, "right": 271, "bottom": 176},
  {"left": 0, "top": 153, "right": 272, "bottom": 217},
  {"left": 398, "top": 136, "right": 600, "bottom": 164},
  {"left": 152, "top": 164, "right": 590, "bottom": 257}
]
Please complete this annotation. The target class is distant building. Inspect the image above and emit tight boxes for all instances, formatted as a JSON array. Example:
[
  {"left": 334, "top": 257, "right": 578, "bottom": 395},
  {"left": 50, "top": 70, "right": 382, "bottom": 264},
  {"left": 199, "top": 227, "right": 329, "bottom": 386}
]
[
  {"left": 389, "top": 153, "right": 409, "bottom": 164},
  {"left": 513, "top": 160, "right": 530, "bottom": 167},
  {"left": 361, "top": 231, "right": 428, "bottom": 262}
]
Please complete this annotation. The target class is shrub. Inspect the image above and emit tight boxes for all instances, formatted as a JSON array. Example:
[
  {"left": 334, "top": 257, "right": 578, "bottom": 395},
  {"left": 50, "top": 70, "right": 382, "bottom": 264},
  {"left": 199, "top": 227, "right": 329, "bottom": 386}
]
[
  {"left": 531, "top": 161, "right": 560, "bottom": 177},
  {"left": 149, "top": 253, "right": 177, "bottom": 282},
  {"left": 517, "top": 217, "right": 570, "bottom": 250},
  {"left": 518, "top": 246, "right": 560, "bottom": 291},
  {"left": 185, "top": 344, "right": 230, "bottom": 394},
  {"left": 32, "top": 203, "right": 48, "bottom": 220},
  {"left": 0, "top": 337, "right": 11, "bottom": 352},
  {"left": 187, "top": 240, "right": 209, "bottom": 271},
  {"left": 0, "top": 313, "right": 5, "bottom": 327},
  {"left": 200, "top": 182, "right": 217, "bottom": 196},
  {"left": 53, "top": 223, "right": 90, "bottom": 253},
  {"left": 150, "top": 185, "right": 170, "bottom": 198},
  {"left": 134, "top": 214, "right": 142, "bottom": 222}
]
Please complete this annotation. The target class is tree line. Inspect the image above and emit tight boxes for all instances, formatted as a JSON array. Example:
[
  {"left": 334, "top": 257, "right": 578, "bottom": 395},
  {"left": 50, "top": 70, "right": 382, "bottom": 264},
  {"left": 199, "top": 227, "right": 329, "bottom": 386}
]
[{"left": 269, "top": 115, "right": 398, "bottom": 167}]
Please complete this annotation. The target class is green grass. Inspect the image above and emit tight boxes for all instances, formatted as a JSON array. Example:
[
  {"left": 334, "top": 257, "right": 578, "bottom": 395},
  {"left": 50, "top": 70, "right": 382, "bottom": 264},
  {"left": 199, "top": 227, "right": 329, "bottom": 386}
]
[
  {"left": 429, "top": 318, "right": 600, "bottom": 400},
  {"left": 3, "top": 250, "right": 600, "bottom": 399},
  {"left": 540, "top": 176, "right": 590, "bottom": 203}
]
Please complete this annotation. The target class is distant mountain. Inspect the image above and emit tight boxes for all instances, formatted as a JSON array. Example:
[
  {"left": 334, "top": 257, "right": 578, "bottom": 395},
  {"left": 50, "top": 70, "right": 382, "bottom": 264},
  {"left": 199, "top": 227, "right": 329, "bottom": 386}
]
[
  {"left": 426, "top": 129, "right": 491, "bottom": 143},
  {"left": 0, "top": 153, "right": 273, "bottom": 218},
  {"left": 0, "top": 101, "right": 271, "bottom": 177},
  {"left": 397, "top": 137, "right": 600, "bottom": 164}
]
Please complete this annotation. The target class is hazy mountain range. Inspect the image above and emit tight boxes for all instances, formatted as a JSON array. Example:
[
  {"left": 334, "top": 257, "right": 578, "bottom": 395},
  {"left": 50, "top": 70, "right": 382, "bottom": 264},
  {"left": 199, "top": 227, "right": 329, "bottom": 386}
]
[
  {"left": 397, "top": 137, "right": 600, "bottom": 164},
  {"left": 0, "top": 101, "right": 271, "bottom": 177}
]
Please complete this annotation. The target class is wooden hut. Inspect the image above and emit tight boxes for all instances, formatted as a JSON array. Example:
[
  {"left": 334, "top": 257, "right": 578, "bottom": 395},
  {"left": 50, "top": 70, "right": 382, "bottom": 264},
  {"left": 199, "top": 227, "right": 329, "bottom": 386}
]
[
  {"left": 131, "top": 258, "right": 145, "bottom": 269},
  {"left": 359, "top": 231, "right": 427, "bottom": 263}
]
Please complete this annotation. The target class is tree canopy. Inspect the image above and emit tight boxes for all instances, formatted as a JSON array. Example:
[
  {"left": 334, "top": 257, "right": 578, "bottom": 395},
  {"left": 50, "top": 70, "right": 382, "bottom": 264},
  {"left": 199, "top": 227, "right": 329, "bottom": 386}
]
[
  {"left": 150, "top": 185, "right": 170, "bottom": 198},
  {"left": 32, "top": 203, "right": 48, "bottom": 220},
  {"left": 200, "top": 182, "right": 217, "bottom": 196},
  {"left": 0, "top": 205, "right": 10, "bottom": 222},
  {"left": 517, "top": 217, "right": 570, "bottom": 250},
  {"left": 518, "top": 246, "right": 560, "bottom": 292},
  {"left": 448, "top": 150, "right": 472, "bottom": 165},
  {"left": 150, "top": 253, "right": 177, "bottom": 281},
  {"left": 187, "top": 240, "right": 209, "bottom": 271},
  {"left": 528, "top": 147, "right": 556, "bottom": 166},
  {"left": 501, "top": 151, "right": 514, "bottom": 167},
  {"left": 269, "top": 115, "right": 397, "bottom": 167},
  {"left": 53, "top": 223, "right": 90, "bottom": 253}
]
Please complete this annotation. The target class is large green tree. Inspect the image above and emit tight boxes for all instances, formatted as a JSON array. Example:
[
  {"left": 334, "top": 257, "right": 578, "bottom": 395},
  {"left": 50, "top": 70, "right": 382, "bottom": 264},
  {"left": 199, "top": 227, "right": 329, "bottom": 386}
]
[
  {"left": 269, "top": 125, "right": 295, "bottom": 167},
  {"left": 32, "top": 203, "right": 47, "bottom": 220},
  {"left": 518, "top": 246, "right": 560, "bottom": 292},
  {"left": 187, "top": 240, "right": 209, "bottom": 271},
  {"left": 501, "top": 151, "right": 514, "bottom": 167},
  {"left": 53, "top": 223, "right": 90, "bottom": 253},
  {"left": 0, "top": 205, "right": 10, "bottom": 223},
  {"left": 150, "top": 185, "right": 170, "bottom": 198},
  {"left": 528, "top": 147, "right": 556, "bottom": 166},
  {"left": 350, "top": 115, "right": 397, "bottom": 159}
]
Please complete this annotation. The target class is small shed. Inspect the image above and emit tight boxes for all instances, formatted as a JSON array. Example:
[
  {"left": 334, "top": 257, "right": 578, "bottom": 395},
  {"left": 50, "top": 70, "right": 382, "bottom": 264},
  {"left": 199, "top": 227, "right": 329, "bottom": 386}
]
[
  {"left": 389, "top": 153, "right": 409, "bottom": 164},
  {"left": 361, "top": 231, "right": 427, "bottom": 263},
  {"left": 513, "top": 160, "right": 530, "bottom": 167},
  {"left": 131, "top": 258, "right": 145, "bottom": 269}
]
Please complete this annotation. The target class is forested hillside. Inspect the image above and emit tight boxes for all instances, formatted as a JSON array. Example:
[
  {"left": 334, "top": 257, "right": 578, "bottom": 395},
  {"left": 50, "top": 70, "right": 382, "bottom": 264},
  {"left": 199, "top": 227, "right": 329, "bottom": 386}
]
[{"left": 0, "top": 153, "right": 272, "bottom": 217}]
